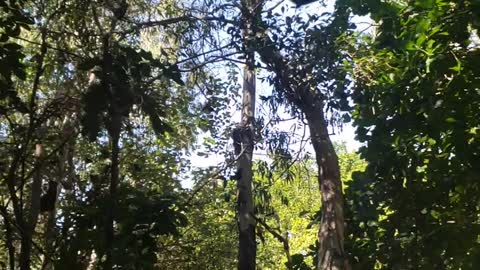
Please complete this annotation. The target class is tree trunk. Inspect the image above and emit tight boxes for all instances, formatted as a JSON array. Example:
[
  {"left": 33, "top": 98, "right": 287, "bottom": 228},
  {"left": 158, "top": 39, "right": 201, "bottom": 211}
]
[
  {"left": 236, "top": 0, "right": 259, "bottom": 267},
  {"left": 303, "top": 101, "right": 349, "bottom": 270},
  {"left": 236, "top": 53, "right": 257, "bottom": 270},
  {"left": 251, "top": 15, "right": 350, "bottom": 268},
  {"left": 0, "top": 207, "right": 16, "bottom": 270},
  {"left": 19, "top": 143, "right": 44, "bottom": 270},
  {"left": 19, "top": 237, "right": 32, "bottom": 270},
  {"left": 40, "top": 208, "right": 57, "bottom": 270},
  {"left": 18, "top": 28, "right": 48, "bottom": 270},
  {"left": 42, "top": 139, "right": 68, "bottom": 270},
  {"left": 104, "top": 113, "right": 121, "bottom": 269},
  {"left": 100, "top": 31, "right": 121, "bottom": 269}
]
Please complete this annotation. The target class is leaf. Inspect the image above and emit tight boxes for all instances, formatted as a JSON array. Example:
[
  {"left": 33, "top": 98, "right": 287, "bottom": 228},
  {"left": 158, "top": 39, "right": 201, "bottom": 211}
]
[
  {"left": 140, "top": 93, "right": 174, "bottom": 135},
  {"left": 449, "top": 53, "right": 462, "bottom": 73},
  {"left": 445, "top": 117, "right": 456, "bottom": 123},
  {"left": 416, "top": 34, "right": 426, "bottom": 46},
  {"left": 405, "top": 41, "right": 416, "bottom": 51},
  {"left": 286, "top": 16, "right": 292, "bottom": 28},
  {"left": 3, "top": 42, "right": 22, "bottom": 51}
]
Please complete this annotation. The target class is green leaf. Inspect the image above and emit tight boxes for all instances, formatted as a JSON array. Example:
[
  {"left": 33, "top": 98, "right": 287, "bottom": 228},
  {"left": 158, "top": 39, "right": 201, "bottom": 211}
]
[
  {"left": 445, "top": 117, "right": 456, "bottom": 123},
  {"left": 405, "top": 41, "right": 416, "bottom": 51}
]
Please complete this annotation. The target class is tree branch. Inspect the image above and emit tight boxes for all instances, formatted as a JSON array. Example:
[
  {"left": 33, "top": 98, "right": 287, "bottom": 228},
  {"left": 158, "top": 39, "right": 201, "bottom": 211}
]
[{"left": 254, "top": 215, "right": 292, "bottom": 266}]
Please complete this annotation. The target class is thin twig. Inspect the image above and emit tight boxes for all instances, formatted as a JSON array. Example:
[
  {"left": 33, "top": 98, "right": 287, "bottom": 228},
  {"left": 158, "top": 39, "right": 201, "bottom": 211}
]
[{"left": 13, "top": 36, "right": 83, "bottom": 59}]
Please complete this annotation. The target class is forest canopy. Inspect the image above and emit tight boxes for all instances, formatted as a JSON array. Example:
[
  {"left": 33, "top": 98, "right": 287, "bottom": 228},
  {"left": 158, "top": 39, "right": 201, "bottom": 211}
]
[{"left": 0, "top": 0, "right": 479, "bottom": 269}]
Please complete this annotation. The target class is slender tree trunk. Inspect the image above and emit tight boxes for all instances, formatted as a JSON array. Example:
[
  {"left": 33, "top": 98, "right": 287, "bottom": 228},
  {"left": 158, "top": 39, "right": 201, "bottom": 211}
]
[
  {"left": 99, "top": 29, "right": 122, "bottom": 269},
  {"left": 0, "top": 207, "right": 15, "bottom": 270},
  {"left": 303, "top": 101, "right": 349, "bottom": 270},
  {"left": 18, "top": 27, "right": 48, "bottom": 270},
  {"left": 236, "top": 0, "right": 258, "bottom": 268},
  {"left": 105, "top": 113, "right": 121, "bottom": 269},
  {"left": 42, "top": 138, "right": 68, "bottom": 270},
  {"left": 236, "top": 62, "right": 257, "bottom": 270},
  {"left": 40, "top": 208, "right": 57, "bottom": 270},
  {"left": 19, "top": 143, "right": 44, "bottom": 270},
  {"left": 19, "top": 237, "right": 31, "bottom": 270},
  {"left": 5, "top": 154, "right": 24, "bottom": 269}
]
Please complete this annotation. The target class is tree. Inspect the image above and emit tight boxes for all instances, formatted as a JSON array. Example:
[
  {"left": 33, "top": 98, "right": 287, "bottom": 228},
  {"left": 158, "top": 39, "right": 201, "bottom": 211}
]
[
  {"left": 235, "top": 0, "right": 262, "bottom": 268},
  {"left": 343, "top": 0, "right": 480, "bottom": 268},
  {"left": 0, "top": 0, "right": 397, "bottom": 268},
  {"left": 0, "top": 0, "right": 220, "bottom": 268},
  {"left": 240, "top": 2, "right": 353, "bottom": 268},
  {"left": 253, "top": 142, "right": 366, "bottom": 270}
]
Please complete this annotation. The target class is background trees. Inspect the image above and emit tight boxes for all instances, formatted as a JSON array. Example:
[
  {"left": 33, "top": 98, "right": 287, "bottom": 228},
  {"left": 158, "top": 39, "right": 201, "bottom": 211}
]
[
  {"left": 1, "top": 0, "right": 220, "bottom": 268},
  {"left": 2, "top": 0, "right": 480, "bottom": 269}
]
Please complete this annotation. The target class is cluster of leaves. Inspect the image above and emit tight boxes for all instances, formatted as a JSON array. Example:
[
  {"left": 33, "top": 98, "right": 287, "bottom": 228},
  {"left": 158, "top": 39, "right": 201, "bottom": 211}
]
[
  {"left": 344, "top": 0, "right": 480, "bottom": 268},
  {"left": 252, "top": 143, "right": 366, "bottom": 269},
  {"left": 257, "top": 7, "right": 353, "bottom": 125},
  {"left": 44, "top": 129, "right": 189, "bottom": 269},
  {"left": 0, "top": 1, "right": 32, "bottom": 114},
  {"left": 0, "top": 0, "right": 224, "bottom": 268},
  {"left": 80, "top": 46, "right": 183, "bottom": 141}
]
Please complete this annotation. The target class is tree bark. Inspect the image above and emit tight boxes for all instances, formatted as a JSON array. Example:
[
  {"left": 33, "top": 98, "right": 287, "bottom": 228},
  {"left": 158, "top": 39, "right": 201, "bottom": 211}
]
[
  {"left": 249, "top": 10, "right": 350, "bottom": 268},
  {"left": 19, "top": 143, "right": 44, "bottom": 270},
  {"left": 40, "top": 207, "right": 57, "bottom": 270},
  {"left": 303, "top": 101, "right": 349, "bottom": 270},
  {"left": 236, "top": 0, "right": 259, "bottom": 268},
  {"left": 18, "top": 27, "right": 48, "bottom": 270},
  {"left": 236, "top": 60, "right": 257, "bottom": 270},
  {"left": 42, "top": 138, "right": 69, "bottom": 270},
  {"left": 100, "top": 31, "right": 120, "bottom": 269},
  {"left": 105, "top": 113, "right": 121, "bottom": 269}
]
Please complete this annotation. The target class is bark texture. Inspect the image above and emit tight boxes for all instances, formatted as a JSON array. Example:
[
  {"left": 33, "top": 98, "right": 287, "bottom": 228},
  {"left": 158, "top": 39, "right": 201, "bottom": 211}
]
[
  {"left": 237, "top": 0, "right": 259, "bottom": 268},
  {"left": 236, "top": 62, "right": 257, "bottom": 270},
  {"left": 303, "top": 102, "right": 349, "bottom": 270}
]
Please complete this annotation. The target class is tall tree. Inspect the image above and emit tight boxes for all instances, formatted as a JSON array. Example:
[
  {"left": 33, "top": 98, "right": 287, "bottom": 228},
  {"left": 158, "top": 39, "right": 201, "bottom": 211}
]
[
  {"left": 0, "top": 2, "right": 60, "bottom": 268},
  {"left": 0, "top": 0, "right": 215, "bottom": 268},
  {"left": 235, "top": 0, "right": 261, "bottom": 268},
  {"left": 242, "top": 2, "right": 353, "bottom": 268}
]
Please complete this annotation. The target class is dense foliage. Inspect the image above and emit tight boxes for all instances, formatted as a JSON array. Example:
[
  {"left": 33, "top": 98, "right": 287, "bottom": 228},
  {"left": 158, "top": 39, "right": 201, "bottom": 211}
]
[
  {"left": 345, "top": 0, "right": 480, "bottom": 269},
  {"left": 1, "top": 0, "right": 480, "bottom": 269}
]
